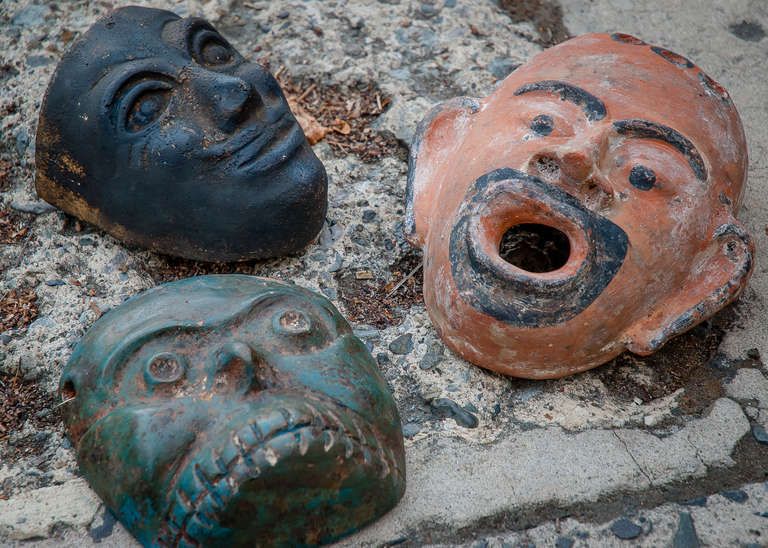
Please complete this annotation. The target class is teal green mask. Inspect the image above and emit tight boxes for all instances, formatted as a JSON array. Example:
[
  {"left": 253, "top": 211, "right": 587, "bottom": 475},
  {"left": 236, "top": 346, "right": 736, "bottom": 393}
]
[{"left": 60, "top": 275, "right": 405, "bottom": 547}]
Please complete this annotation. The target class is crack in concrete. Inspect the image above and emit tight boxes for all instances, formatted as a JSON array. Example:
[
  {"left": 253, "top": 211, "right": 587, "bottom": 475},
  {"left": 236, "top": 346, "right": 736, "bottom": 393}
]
[{"left": 612, "top": 430, "right": 655, "bottom": 487}]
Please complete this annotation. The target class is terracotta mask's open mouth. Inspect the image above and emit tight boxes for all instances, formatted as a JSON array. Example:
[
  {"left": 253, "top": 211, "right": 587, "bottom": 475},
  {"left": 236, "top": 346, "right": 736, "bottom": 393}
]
[{"left": 449, "top": 168, "right": 629, "bottom": 327}]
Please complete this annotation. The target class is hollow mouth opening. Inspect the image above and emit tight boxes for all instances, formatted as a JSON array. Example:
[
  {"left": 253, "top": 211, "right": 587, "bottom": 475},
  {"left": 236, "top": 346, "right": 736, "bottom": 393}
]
[
  {"left": 61, "top": 380, "right": 76, "bottom": 401},
  {"left": 499, "top": 223, "right": 571, "bottom": 273}
]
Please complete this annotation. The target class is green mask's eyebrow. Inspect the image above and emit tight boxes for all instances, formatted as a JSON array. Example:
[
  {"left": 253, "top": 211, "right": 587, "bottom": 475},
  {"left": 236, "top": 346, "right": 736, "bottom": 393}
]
[{"left": 613, "top": 119, "right": 707, "bottom": 182}]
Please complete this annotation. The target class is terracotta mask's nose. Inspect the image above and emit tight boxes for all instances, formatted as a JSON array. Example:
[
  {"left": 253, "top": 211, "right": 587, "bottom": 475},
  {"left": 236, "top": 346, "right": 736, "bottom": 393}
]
[{"left": 559, "top": 150, "right": 594, "bottom": 182}]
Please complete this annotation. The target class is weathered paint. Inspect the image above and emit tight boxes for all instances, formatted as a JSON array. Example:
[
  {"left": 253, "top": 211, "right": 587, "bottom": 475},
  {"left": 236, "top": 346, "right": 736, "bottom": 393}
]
[
  {"left": 406, "top": 33, "right": 755, "bottom": 379},
  {"left": 60, "top": 275, "right": 405, "bottom": 547},
  {"left": 35, "top": 7, "right": 327, "bottom": 262}
]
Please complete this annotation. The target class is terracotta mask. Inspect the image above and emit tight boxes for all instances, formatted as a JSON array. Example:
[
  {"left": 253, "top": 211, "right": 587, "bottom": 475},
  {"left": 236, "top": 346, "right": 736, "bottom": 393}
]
[
  {"left": 407, "top": 33, "right": 754, "bottom": 379},
  {"left": 60, "top": 275, "right": 405, "bottom": 547},
  {"left": 35, "top": 7, "right": 327, "bottom": 262}
]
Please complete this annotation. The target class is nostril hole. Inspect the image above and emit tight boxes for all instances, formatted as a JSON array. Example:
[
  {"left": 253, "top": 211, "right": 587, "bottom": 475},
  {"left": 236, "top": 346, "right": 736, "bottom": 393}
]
[
  {"left": 213, "top": 356, "right": 249, "bottom": 394},
  {"left": 534, "top": 155, "right": 561, "bottom": 182},
  {"left": 499, "top": 223, "right": 571, "bottom": 273},
  {"left": 61, "top": 380, "right": 76, "bottom": 401}
]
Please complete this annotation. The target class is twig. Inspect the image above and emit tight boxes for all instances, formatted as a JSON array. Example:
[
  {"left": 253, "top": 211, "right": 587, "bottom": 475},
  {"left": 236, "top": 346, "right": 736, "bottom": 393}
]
[
  {"left": 15, "top": 239, "right": 28, "bottom": 267},
  {"left": 296, "top": 83, "right": 317, "bottom": 103},
  {"left": 274, "top": 65, "right": 286, "bottom": 80},
  {"left": 386, "top": 262, "right": 422, "bottom": 299},
  {"left": 54, "top": 396, "right": 75, "bottom": 409},
  {"left": 376, "top": 93, "right": 382, "bottom": 112}
]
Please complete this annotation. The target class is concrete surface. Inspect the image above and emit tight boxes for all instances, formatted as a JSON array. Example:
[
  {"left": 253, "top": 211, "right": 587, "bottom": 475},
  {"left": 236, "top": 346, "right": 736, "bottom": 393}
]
[{"left": 1, "top": 0, "right": 767, "bottom": 547}]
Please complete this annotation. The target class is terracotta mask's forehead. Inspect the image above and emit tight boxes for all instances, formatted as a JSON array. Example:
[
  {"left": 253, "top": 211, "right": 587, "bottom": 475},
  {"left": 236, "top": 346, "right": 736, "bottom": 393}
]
[{"left": 489, "top": 33, "right": 747, "bottom": 185}]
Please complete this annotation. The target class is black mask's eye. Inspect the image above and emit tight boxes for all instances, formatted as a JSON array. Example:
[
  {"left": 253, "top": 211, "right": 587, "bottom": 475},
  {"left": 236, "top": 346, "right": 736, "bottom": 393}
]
[
  {"left": 629, "top": 165, "right": 657, "bottom": 190},
  {"left": 530, "top": 114, "right": 554, "bottom": 137},
  {"left": 126, "top": 87, "right": 172, "bottom": 132},
  {"left": 192, "top": 28, "right": 234, "bottom": 66}
]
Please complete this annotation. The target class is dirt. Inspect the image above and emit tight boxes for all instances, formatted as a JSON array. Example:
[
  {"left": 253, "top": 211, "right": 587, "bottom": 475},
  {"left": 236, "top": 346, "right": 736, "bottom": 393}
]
[
  {"left": 275, "top": 71, "right": 400, "bottom": 163},
  {"left": 0, "top": 287, "right": 38, "bottom": 333},
  {"left": 335, "top": 251, "right": 423, "bottom": 328},
  {"left": 499, "top": 0, "right": 571, "bottom": 47},
  {"left": 0, "top": 206, "right": 29, "bottom": 245},
  {"left": 0, "top": 367, "right": 61, "bottom": 460},
  {"left": 596, "top": 304, "right": 755, "bottom": 415}
]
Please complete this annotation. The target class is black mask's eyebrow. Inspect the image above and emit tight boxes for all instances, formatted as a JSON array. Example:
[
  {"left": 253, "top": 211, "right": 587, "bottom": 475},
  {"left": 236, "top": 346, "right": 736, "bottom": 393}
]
[
  {"left": 613, "top": 119, "right": 707, "bottom": 182},
  {"left": 514, "top": 80, "right": 606, "bottom": 122}
]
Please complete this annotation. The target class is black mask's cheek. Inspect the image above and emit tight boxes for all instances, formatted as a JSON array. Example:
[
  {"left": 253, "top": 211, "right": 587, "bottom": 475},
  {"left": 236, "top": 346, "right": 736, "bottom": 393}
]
[{"left": 449, "top": 168, "right": 629, "bottom": 327}]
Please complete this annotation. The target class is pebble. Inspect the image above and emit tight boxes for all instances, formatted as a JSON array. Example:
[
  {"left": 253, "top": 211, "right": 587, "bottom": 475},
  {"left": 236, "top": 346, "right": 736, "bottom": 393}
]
[
  {"left": 680, "top": 497, "right": 707, "bottom": 507},
  {"left": 555, "top": 538, "right": 574, "bottom": 548},
  {"left": 10, "top": 200, "right": 55, "bottom": 215},
  {"left": 720, "top": 489, "right": 748, "bottom": 503},
  {"left": 488, "top": 57, "right": 519, "bottom": 79},
  {"left": 44, "top": 279, "right": 66, "bottom": 287},
  {"left": 277, "top": 10, "right": 290, "bottom": 19},
  {"left": 402, "top": 423, "right": 420, "bottom": 437},
  {"left": 362, "top": 209, "right": 376, "bottom": 222},
  {"left": 752, "top": 424, "right": 768, "bottom": 445},
  {"left": 610, "top": 518, "right": 642, "bottom": 540},
  {"left": 389, "top": 333, "right": 414, "bottom": 355},
  {"left": 11, "top": 5, "right": 49, "bottom": 27},
  {"left": 420, "top": 346, "right": 444, "bottom": 370},
  {"left": 672, "top": 512, "right": 700, "bottom": 548},
  {"left": 430, "top": 398, "right": 479, "bottom": 428}
]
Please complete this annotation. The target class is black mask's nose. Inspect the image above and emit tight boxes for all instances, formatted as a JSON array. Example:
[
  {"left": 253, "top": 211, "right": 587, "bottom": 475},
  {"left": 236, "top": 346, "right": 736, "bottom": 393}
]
[{"left": 193, "top": 71, "right": 259, "bottom": 132}]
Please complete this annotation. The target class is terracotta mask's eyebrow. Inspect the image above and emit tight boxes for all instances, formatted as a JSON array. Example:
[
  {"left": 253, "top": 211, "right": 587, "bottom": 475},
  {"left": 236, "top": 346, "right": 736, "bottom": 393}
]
[
  {"left": 514, "top": 80, "right": 606, "bottom": 122},
  {"left": 613, "top": 119, "right": 707, "bottom": 181}
]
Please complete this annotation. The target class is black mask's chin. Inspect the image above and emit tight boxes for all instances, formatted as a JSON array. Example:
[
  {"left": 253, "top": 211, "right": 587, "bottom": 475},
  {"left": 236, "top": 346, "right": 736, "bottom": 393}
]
[{"left": 449, "top": 168, "right": 628, "bottom": 327}]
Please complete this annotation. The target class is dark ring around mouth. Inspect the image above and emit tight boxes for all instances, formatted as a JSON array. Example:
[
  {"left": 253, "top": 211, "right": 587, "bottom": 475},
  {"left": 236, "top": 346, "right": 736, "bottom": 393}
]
[{"left": 449, "top": 168, "right": 629, "bottom": 327}]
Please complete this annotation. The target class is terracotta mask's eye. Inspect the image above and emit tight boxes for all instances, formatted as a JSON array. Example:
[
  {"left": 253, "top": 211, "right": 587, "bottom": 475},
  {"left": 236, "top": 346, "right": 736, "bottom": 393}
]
[
  {"left": 530, "top": 114, "right": 554, "bottom": 137},
  {"left": 146, "top": 353, "right": 185, "bottom": 383},
  {"left": 629, "top": 165, "right": 657, "bottom": 190},
  {"left": 126, "top": 87, "right": 172, "bottom": 132},
  {"left": 192, "top": 28, "right": 234, "bottom": 66},
  {"left": 273, "top": 309, "right": 312, "bottom": 335}
]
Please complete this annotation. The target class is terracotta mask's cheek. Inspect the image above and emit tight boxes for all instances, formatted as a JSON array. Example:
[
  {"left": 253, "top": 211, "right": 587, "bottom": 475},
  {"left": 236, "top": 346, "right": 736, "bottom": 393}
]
[
  {"left": 35, "top": 6, "right": 327, "bottom": 262},
  {"left": 60, "top": 275, "right": 405, "bottom": 547}
]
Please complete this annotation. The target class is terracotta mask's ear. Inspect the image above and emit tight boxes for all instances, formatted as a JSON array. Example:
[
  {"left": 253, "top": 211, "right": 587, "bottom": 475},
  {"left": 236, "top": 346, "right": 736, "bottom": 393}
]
[
  {"left": 626, "top": 221, "right": 755, "bottom": 355},
  {"left": 405, "top": 97, "right": 480, "bottom": 247}
]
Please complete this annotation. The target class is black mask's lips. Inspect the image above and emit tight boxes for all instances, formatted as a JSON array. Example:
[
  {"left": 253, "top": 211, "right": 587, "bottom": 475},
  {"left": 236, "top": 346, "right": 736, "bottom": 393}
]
[
  {"left": 155, "top": 393, "right": 405, "bottom": 547},
  {"left": 448, "top": 168, "right": 628, "bottom": 327},
  {"left": 235, "top": 116, "right": 305, "bottom": 175}
]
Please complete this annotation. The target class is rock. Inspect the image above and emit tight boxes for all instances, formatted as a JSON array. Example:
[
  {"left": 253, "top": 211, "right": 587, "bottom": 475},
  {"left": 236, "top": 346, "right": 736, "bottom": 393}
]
[
  {"left": 488, "top": 57, "right": 519, "bottom": 79},
  {"left": 389, "top": 333, "right": 414, "bottom": 355},
  {"left": 11, "top": 5, "right": 49, "bottom": 27},
  {"left": 680, "top": 497, "right": 707, "bottom": 507},
  {"left": 555, "top": 537, "right": 574, "bottom": 548},
  {"left": 373, "top": 95, "right": 433, "bottom": 146},
  {"left": 725, "top": 369, "right": 768, "bottom": 407},
  {"left": 9, "top": 201, "right": 56, "bottom": 215},
  {"left": 672, "top": 512, "right": 700, "bottom": 548},
  {"left": 720, "top": 489, "right": 748, "bottom": 503},
  {"left": 44, "top": 279, "right": 66, "bottom": 287},
  {"left": 402, "top": 423, "right": 421, "bottom": 437},
  {"left": 362, "top": 209, "right": 376, "bottom": 222},
  {"left": 430, "top": 398, "right": 479, "bottom": 428},
  {"left": 420, "top": 346, "right": 444, "bottom": 370},
  {"left": 609, "top": 518, "right": 642, "bottom": 540},
  {"left": 0, "top": 479, "right": 100, "bottom": 540},
  {"left": 752, "top": 424, "right": 768, "bottom": 444}
]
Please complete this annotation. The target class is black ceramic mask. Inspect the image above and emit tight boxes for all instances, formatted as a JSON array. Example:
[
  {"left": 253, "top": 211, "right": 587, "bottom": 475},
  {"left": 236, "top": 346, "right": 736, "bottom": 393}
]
[{"left": 35, "top": 6, "right": 327, "bottom": 262}]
